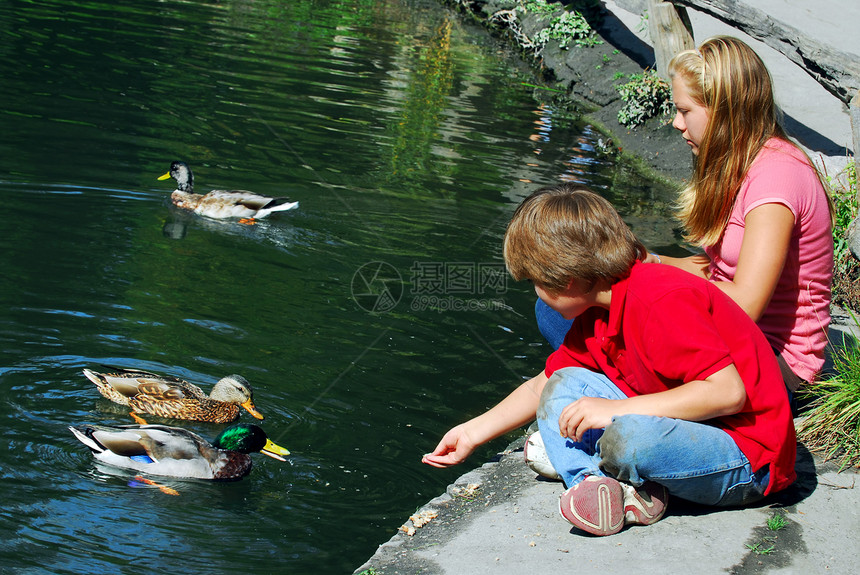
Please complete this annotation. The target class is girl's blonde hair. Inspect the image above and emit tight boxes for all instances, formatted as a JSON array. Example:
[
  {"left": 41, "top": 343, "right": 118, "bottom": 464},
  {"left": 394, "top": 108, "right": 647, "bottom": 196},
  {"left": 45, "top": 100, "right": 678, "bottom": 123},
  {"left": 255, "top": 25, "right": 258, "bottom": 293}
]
[
  {"left": 504, "top": 184, "right": 645, "bottom": 293},
  {"left": 668, "top": 36, "right": 823, "bottom": 246}
]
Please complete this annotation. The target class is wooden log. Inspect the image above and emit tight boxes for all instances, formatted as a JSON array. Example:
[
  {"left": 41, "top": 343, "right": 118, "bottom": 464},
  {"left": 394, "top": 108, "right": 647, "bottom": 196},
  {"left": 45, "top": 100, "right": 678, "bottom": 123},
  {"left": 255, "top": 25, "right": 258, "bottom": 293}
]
[
  {"left": 648, "top": 1, "right": 695, "bottom": 82},
  {"left": 672, "top": 0, "right": 860, "bottom": 105}
]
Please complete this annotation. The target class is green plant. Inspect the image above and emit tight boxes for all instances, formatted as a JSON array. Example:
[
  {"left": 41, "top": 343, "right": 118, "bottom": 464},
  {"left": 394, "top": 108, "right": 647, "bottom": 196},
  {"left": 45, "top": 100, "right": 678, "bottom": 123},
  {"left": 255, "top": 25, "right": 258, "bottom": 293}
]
[
  {"left": 616, "top": 70, "right": 672, "bottom": 128},
  {"left": 828, "top": 161, "right": 859, "bottom": 312},
  {"left": 613, "top": 71, "right": 625, "bottom": 80},
  {"left": 532, "top": 9, "right": 602, "bottom": 49},
  {"left": 637, "top": 10, "right": 649, "bottom": 34},
  {"left": 520, "top": 0, "right": 558, "bottom": 18},
  {"left": 602, "top": 53, "right": 612, "bottom": 63},
  {"left": 767, "top": 511, "right": 787, "bottom": 531},
  {"left": 797, "top": 314, "right": 860, "bottom": 469},
  {"left": 746, "top": 541, "right": 776, "bottom": 555}
]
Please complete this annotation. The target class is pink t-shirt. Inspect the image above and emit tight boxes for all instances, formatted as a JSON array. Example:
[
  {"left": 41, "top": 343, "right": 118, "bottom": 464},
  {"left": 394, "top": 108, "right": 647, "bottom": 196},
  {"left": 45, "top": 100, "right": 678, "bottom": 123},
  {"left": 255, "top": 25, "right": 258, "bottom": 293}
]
[{"left": 705, "top": 138, "right": 833, "bottom": 384}]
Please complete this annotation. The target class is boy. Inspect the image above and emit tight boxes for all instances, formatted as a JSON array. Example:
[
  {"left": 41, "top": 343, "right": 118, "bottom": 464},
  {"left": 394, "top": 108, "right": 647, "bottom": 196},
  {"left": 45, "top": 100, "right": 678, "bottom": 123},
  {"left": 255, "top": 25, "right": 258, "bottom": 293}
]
[{"left": 423, "top": 184, "right": 796, "bottom": 536}]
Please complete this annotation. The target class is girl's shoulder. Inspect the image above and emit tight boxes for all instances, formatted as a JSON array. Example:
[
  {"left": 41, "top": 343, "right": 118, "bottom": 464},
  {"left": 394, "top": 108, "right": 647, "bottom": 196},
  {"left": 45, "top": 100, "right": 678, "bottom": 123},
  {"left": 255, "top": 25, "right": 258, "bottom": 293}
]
[
  {"left": 742, "top": 137, "right": 826, "bottom": 210},
  {"left": 754, "top": 137, "right": 812, "bottom": 169}
]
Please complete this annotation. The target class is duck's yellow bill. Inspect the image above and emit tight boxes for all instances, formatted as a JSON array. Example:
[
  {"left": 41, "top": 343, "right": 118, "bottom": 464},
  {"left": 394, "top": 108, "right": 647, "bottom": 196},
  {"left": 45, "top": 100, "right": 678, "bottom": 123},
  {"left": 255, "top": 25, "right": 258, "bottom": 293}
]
[
  {"left": 261, "top": 438, "right": 290, "bottom": 461},
  {"left": 241, "top": 399, "right": 264, "bottom": 420},
  {"left": 157, "top": 172, "right": 171, "bottom": 180}
]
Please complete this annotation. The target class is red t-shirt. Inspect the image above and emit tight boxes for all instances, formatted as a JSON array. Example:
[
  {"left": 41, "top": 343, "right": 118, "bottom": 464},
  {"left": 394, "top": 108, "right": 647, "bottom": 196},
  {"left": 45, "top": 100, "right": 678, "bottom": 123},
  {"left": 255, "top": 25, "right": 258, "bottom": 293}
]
[{"left": 545, "top": 262, "right": 796, "bottom": 495}]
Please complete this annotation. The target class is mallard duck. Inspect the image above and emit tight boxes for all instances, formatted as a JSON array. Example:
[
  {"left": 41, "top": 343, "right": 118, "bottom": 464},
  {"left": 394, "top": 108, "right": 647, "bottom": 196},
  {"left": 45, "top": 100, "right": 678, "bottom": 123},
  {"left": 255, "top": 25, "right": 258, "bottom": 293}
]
[
  {"left": 69, "top": 423, "right": 289, "bottom": 481},
  {"left": 157, "top": 161, "right": 298, "bottom": 222},
  {"left": 83, "top": 367, "right": 264, "bottom": 424}
]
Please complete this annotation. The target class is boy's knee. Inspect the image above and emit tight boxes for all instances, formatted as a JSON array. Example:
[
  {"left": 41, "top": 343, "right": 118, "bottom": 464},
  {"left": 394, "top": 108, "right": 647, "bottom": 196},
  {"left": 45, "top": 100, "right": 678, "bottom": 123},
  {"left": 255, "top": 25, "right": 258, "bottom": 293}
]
[
  {"left": 537, "top": 367, "right": 585, "bottom": 420},
  {"left": 597, "top": 414, "right": 658, "bottom": 481}
]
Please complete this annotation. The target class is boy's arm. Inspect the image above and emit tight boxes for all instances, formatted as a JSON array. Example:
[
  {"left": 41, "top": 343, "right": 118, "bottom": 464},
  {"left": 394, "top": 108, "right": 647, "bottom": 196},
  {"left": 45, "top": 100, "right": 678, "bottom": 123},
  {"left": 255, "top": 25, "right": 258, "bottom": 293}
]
[
  {"left": 422, "top": 370, "right": 549, "bottom": 468},
  {"left": 557, "top": 364, "right": 747, "bottom": 442}
]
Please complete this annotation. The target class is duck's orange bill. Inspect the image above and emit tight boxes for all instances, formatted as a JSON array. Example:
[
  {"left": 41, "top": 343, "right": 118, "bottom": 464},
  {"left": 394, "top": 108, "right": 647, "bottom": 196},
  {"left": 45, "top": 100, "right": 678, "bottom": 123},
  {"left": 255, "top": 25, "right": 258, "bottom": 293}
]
[{"left": 241, "top": 399, "right": 264, "bottom": 420}]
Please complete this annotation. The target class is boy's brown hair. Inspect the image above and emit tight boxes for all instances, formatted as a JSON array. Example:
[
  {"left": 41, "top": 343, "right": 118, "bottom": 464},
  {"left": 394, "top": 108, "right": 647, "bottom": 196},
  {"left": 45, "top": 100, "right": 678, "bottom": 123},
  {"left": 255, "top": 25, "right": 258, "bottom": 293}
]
[{"left": 503, "top": 184, "right": 645, "bottom": 293}]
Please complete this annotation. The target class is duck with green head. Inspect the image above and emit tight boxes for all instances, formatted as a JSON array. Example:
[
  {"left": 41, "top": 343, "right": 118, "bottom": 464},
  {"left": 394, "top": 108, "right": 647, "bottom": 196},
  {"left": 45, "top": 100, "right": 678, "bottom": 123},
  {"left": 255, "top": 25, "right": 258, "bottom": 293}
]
[
  {"left": 158, "top": 161, "right": 298, "bottom": 222},
  {"left": 69, "top": 423, "right": 290, "bottom": 481}
]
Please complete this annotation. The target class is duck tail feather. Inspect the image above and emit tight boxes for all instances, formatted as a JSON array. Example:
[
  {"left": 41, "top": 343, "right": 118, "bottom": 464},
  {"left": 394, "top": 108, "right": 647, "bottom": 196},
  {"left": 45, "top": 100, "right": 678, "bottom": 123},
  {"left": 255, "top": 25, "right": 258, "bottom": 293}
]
[
  {"left": 69, "top": 426, "right": 106, "bottom": 454},
  {"left": 262, "top": 198, "right": 299, "bottom": 212}
]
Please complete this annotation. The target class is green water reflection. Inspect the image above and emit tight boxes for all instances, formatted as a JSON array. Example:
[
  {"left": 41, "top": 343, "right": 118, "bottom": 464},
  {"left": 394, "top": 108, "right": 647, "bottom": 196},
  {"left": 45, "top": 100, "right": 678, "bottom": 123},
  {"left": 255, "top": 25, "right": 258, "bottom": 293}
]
[{"left": 0, "top": 0, "right": 680, "bottom": 573}]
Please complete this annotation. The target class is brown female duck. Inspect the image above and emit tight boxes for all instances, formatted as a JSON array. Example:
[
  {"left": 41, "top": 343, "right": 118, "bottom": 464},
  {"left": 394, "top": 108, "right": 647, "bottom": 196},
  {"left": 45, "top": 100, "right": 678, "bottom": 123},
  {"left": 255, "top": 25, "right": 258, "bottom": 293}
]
[{"left": 83, "top": 367, "right": 264, "bottom": 424}]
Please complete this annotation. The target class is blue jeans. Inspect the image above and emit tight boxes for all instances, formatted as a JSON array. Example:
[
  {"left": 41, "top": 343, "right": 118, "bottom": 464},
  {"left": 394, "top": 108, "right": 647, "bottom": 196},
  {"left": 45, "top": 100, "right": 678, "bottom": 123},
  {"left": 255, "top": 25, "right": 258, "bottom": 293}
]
[
  {"left": 535, "top": 298, "right": 574, "bottom": 350},
  {"left": 536, "top": 367, "right": 770, "bottom": 507}
]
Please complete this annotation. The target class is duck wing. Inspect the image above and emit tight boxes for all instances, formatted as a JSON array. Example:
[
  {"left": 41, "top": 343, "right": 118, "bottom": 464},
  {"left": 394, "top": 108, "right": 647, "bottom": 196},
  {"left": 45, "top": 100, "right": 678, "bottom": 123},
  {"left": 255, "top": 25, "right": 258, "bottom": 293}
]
[
  {"left": 73, "top": 424, "right": 202, "bottom": 458},
  {"left": 128, "top": 395, "right": 241, "bottom": 423},
  {"left": 194, "top": 190, "right": 297, "bottom": 219},
  {"left": 83, "top": 368, "right": 204, "bottom": 401}
]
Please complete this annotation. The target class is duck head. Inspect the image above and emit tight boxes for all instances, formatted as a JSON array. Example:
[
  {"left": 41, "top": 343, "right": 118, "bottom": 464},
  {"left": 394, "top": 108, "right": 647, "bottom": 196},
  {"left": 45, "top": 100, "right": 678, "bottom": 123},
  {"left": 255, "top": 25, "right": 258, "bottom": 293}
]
[
  {"left": 213, "top": 424, "right": 290, "bottom": 461},
  {"left": 158, "top": 161, "right": 193, "bottom": 192},
  {"left": 211, "top": 374, "right": 264, "bottom": 420}
]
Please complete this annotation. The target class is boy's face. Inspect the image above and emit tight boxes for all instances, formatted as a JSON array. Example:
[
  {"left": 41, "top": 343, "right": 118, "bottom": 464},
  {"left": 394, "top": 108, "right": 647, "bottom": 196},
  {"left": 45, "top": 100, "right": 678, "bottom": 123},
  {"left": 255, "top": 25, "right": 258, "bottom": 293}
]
[{"left": 534, "top": 278, "right": 599, "bottom": 320}]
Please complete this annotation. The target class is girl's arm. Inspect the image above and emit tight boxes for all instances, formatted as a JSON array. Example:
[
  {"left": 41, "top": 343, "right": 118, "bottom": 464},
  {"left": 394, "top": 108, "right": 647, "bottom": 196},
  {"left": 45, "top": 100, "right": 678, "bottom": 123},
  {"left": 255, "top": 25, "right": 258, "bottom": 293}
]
[
  {"left": 646, "top": 203, "right": 794, "bottom": 321},
  {"left": 712, "top": 203, "right": 794, "bottom": 321},
  {"left": 557, "top": 363, "right": 747, "bottom": 442},
  {"left": 422, "top": 370, "right": 549, "bottom": 468}
]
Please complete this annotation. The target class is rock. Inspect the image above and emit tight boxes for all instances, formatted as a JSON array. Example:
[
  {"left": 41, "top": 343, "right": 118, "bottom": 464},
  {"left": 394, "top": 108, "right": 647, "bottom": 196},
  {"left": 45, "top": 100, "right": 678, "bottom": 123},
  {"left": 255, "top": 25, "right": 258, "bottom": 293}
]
[{"left": 848, "top": 215, "right": 860, "bottom": 261}]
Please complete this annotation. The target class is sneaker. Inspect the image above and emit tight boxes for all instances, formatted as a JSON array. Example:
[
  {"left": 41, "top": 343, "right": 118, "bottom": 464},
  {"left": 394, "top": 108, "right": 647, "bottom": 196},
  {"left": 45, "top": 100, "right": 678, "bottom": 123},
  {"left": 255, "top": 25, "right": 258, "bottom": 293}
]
[
  {"left": 559, "top": 475, "right": 625, "bottom": 536},
  {"left": 620, "top": 481, "right": 668, "bottom": 526},
  {"left": 524, "top": 431, "right": 561, "bottom": 481}
]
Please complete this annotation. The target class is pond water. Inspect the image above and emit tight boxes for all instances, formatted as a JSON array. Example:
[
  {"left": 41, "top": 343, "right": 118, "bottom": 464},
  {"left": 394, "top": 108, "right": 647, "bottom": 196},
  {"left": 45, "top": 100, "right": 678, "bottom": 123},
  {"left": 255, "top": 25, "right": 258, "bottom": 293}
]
[{"left": 0, "top": 0, "right": 680, "bottom": 573}]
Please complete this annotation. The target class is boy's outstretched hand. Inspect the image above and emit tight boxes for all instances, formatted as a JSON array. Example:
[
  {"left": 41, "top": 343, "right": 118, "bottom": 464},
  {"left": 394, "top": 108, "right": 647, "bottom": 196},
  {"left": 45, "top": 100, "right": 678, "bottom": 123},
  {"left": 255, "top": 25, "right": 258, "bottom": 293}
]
[{"left": 422, "top": 424, "right": 477, "bottom": 468}]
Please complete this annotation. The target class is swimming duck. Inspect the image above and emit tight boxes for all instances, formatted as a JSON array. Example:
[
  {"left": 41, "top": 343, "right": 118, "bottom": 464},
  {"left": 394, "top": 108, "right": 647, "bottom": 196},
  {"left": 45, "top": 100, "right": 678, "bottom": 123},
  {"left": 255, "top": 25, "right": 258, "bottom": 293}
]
[
  {"left": 83, "top": 367, "right": 264, "bottom": 424},
  {"left": 158, "top": 161, "right": 298, "bottom": 222},
  {"left": 69, "top": 423, "right": 289, "bottom": 481}
]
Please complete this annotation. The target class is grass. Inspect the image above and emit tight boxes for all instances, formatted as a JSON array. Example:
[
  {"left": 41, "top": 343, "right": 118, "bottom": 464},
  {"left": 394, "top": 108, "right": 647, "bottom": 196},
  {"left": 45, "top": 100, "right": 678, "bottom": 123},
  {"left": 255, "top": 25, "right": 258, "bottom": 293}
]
[
  {"left": 767, "top": 511, "right": 787, "bottom": 531},
  {"left": 745, "top": 512, "right": 787, "bottom": 557},
  {"left": 797, "top": 311, "right": 860, "bottom": 469},
  {"left": 746, "top": 539, "right": 776, "bottom": 555}
]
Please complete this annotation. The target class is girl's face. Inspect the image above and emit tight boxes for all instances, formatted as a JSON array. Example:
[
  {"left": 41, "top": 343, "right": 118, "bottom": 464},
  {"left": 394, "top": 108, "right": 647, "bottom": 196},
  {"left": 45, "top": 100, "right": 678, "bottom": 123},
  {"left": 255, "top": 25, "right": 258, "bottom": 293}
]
[{"left": 671, "top": 75, "right": 710, "bottom": 155}]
